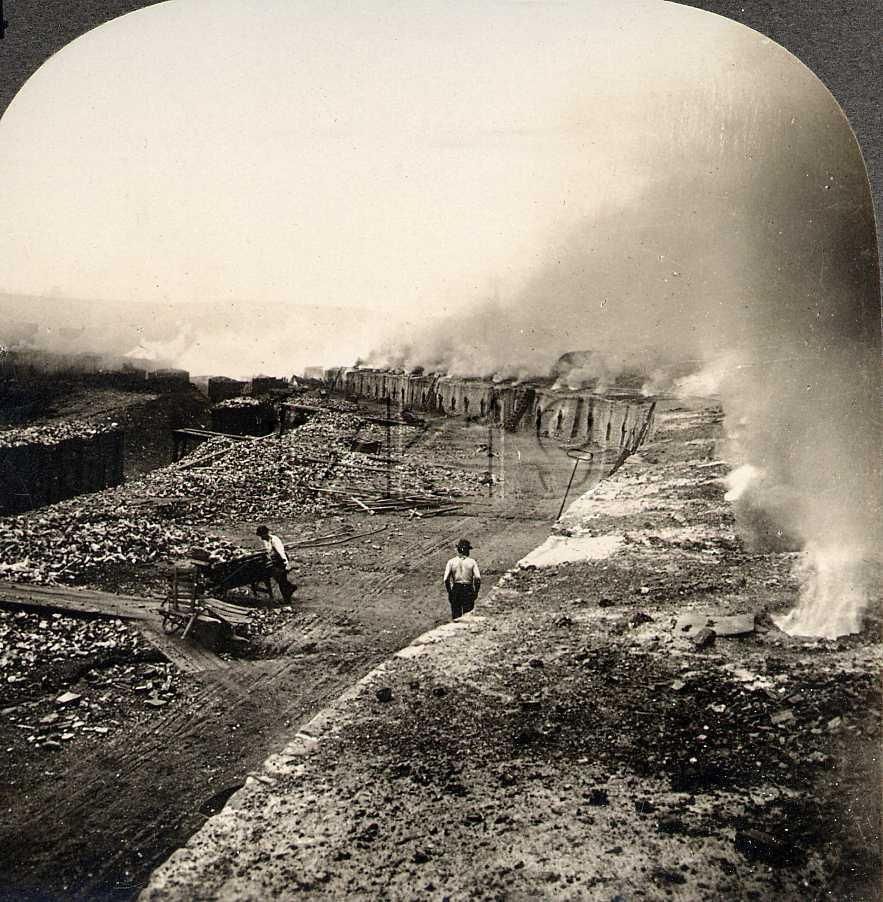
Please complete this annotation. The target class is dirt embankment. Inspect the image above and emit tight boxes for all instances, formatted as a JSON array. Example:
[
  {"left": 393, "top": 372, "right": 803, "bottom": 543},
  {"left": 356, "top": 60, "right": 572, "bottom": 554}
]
[
  {"left": 41, "top": 384, "right": 211, "bottom": 476},
  {"left": 0, "top": 380, "right": 211, "bottom": 475}
]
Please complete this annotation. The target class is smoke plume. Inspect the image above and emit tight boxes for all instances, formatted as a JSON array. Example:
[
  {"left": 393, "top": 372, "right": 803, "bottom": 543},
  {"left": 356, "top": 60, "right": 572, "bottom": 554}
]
[{"left": 367, "top": 33, "right": 881, "bottom": 637}]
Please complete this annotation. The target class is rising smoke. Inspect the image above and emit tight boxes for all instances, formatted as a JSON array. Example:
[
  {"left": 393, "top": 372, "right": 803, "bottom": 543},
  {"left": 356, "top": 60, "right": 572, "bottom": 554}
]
[
  {"left": 0, "top": 294, "right": 385, "bottom": 380},
  {"left": 367, "top": 31, "right": 881, "bottom": 637}
]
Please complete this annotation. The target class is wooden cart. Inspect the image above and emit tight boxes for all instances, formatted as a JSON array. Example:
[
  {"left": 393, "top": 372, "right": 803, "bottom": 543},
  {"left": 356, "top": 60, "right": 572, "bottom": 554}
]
[
  {"left": 159, "top": 563, "right": 254, "bottom": 640},
  {"left": 190, "top": 552, "right": 275, "bottom": 602}
]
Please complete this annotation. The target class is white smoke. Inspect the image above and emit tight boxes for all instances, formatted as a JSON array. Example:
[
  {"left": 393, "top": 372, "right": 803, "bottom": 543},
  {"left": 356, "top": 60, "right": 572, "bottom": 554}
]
[
  {"left": 723, "top": 463, "right": 764, "bottom": 503},
  {"left": 366, "top": 74, "right": 881, "bottom": 642},
  {"left": 675, "top": 352, "right": 746, "bottom": 399},
  {"left": 774, "top": 544, "right": 873, "bottom": 639}
]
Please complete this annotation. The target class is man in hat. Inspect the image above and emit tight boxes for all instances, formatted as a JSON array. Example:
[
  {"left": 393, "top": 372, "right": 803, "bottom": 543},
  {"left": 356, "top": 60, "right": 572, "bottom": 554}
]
[
  {"left": 255, "top": 525, "right": 296, "bottom": 603},
  {"left": 443, "top": 539, "right": 481, "bottom": 620}
]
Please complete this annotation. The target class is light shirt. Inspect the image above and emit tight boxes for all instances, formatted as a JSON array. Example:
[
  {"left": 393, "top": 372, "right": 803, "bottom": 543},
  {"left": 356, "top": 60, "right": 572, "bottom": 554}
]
[
  {"left": 263, "top": 534, "right": 289, "bottom": 567},
  {"left": 444, "top": 555, "right": 480, "bottom": 585}
]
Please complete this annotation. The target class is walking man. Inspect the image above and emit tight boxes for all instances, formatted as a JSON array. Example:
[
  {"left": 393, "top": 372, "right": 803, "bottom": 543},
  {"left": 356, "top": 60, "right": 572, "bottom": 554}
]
[
  {"left": 256, "top": 525, "right": 296, "bottom": 602},
  {"left": 443, "top": 539, "right": 481, "bottom": 620}
]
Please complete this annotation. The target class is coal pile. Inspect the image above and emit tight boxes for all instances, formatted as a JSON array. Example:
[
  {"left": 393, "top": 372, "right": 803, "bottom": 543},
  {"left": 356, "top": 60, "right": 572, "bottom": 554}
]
[
  {"left": 0, "top": 420, "right": 120, "bottom": 449},
  {"left": 213, "top": 396, "right": 265, "bottom": 409},
  {"left": 1, "top": 609, "right": 184, "bottom": 752},
  {"left": 0, "top": 500, "right": 241, "bottom": 587}
]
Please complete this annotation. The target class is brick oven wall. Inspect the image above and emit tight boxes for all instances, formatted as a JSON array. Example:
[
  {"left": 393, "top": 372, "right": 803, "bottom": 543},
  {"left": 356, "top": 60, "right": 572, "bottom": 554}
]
[
  {"left": 435, "top": 379, "right": 495, "bottom": 418},
  {"left": 329, "top": 369, "right": 655, "bottom": 453},
  {"left": 531, "top": 390, "right": 652, "bottom": 452}
]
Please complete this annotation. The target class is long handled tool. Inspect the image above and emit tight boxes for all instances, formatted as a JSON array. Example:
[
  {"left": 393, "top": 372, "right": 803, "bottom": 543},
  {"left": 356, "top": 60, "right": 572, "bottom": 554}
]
[{"left": 556, "top": 449, "right": 594, "bottom": 521}]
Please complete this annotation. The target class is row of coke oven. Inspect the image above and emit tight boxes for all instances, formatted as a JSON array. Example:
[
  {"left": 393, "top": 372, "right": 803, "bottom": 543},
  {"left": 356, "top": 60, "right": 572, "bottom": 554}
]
[{"left": 323, "top": 368, "right": 656, "bottom": 450}]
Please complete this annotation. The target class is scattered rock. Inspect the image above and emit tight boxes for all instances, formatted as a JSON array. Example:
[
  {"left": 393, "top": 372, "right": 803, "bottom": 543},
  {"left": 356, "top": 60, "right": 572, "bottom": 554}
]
[
  {"left": 692, "top": 628, "right": 716, "bottom": 650},
  {"left": 513, "top": 727, "right": 543, "bottom": 745},
  {"left": 734, "top": 829, "right": 787, "bottom": 863},
  {"left": 587, "top": 788, "right": 609, "bottom": 806},
  {"left": 652, "top": 867, "right": 687, "bottom": 886},
  {"left": 657, "top": 815, "right": 686, "bottom": 834},
  {"left": 675, "top": 612, "right": 755, "bottom": 637}
]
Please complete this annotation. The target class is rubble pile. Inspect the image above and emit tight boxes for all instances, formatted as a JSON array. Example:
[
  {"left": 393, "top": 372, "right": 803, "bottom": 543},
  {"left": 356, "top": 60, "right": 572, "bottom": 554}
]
[
  {"left": 0, "top": 500, "right": 241, "bottom": 585},
  {"left": 213, "top": 396, "right": 264, "bottom": 409},
  {"left": 325, "top": 447, "right": 485, "bottom": 501},
  {"left": 1, "top": 610, "right": 184, "bottom": 751},
  {"left": 0, "top": 409, "right": 482, "bottom": 587},
  {"left": 309, "top": 396, "right": 359, "bottom": 413},
  {"left": 0, "top": 412, "right": 358, "bottom": 586},
  {"left": 146, "top": 410, "right": 367, "bottom": 519},
  {"left": 149, "top": 409, "right": 484, "bottom": 518},
  {"left": 0, "top": 419, "right": 120, "bottom": 448}
]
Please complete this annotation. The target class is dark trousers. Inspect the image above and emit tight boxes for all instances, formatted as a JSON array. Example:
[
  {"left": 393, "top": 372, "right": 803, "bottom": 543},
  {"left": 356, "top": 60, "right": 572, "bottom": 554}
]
[
  {"left": 449, "top": 583, "right": 476, "bottom": 620},
  {"left": 270, "top": 565, "right": 296, "bottom": 602}
]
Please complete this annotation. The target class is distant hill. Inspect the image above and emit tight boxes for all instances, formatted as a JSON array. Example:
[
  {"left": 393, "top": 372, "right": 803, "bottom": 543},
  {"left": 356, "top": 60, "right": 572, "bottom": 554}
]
[{"left": 0, "top": 293, "right": 392, "bottom": 378}]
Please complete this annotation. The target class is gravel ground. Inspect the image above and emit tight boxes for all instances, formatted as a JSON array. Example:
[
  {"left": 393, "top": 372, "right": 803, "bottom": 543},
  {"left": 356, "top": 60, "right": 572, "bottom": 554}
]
[{"left": 142, "top": 401, "right": 881, "bottom": 901}]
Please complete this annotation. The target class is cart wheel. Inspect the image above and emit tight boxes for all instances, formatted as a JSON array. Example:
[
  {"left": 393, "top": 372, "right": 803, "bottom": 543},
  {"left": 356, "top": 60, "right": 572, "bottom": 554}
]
[{"left": 162, "top": 613, "right": 183, "bottom": 635}]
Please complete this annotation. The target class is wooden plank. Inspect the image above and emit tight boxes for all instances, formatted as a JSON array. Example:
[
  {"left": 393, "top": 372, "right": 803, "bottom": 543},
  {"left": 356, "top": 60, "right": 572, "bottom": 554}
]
[
  {"left": 674, "top": 612, "right": 756, "bottom": 637},
  {"left": 206, "top": 598, "right": 252, "bottom": 614},
  {"left": 350, "top": 496, "right": 374, "bottom": 513},
  {"left": 206, "top": 602, "right": 253, "bottom": 620},
  {"left": 137, "top": 616, "right": 230, "bottom": 673},
  {"left": 0, "top": 580, "right": 157, "bottom": 620},
  {"left": 207, "top": 611, "right": 251, "bottom": 625},
  {"left": 172, "top": 428, "right": 252, "bottom": 441}
]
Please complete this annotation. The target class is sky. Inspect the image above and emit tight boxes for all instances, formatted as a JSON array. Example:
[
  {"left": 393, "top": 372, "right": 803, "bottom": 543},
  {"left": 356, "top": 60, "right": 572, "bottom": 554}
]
[{"left": 1, "top": 0, "right": 767, "bottom": 319}]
